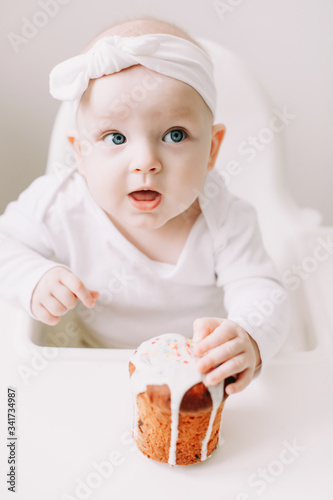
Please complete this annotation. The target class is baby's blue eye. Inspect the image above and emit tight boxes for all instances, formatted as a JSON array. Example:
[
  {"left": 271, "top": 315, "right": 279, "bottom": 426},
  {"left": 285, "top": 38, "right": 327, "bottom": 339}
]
[
  {"left": 163, "top": 129, "right": 187, "bottom": 143},
  {"left": 103, "top": 133, "right": 126, "bottom": 145}
]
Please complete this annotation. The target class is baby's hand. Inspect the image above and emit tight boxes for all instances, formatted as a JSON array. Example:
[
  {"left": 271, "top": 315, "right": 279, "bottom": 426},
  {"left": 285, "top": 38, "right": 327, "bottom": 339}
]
[
  {"left": 31, "top": 266, "right": 99, "bottom": 325},
  {"left": 192, "top": 317, "right": 261, "bottom": 395}
]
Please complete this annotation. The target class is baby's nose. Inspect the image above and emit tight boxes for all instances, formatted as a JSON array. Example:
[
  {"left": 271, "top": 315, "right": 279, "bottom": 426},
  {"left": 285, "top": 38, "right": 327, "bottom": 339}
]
[
  {"left": 129, "top": 144, "right": 162, "bottom": 174},
  {"left": 132, "top": 163, "right": 161, "bottom": 173}
]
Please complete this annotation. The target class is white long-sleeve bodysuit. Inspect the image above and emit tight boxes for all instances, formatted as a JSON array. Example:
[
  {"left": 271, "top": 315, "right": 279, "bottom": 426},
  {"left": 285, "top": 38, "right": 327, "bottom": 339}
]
[{"left": 0, "top": 168, "right": 289, "bottom": 363}]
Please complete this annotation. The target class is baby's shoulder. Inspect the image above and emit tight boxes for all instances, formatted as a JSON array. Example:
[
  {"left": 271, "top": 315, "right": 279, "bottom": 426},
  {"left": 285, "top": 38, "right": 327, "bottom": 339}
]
[
  {"left": 12, "top": 168, "right": 85, "bottom": 222},
  {"left": 200, "top": 171, "right": 233, "bottom": 229},
  {"left": 200, "top": 171, "right": 258, "bottom": 236}
]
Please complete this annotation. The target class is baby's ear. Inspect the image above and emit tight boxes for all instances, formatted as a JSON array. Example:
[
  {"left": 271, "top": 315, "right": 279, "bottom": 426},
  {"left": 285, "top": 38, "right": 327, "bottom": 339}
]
[
  {"left": 207, "top": 124, "right": 226, "bottom": 171},
  {"left": 67, "top": 129, "right": 84, "bottom": 175},
  {"left": 67, "top": 128, "right": 80, "bottom": 152}
]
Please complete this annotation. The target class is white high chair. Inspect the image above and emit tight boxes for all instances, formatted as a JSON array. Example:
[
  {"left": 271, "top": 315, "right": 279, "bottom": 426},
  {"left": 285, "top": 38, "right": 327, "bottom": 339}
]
[
  {"left": 1, "top": 40, "right": 332, "bottom": 500},
  {"left": 41, "top": 38, "right": 332, "bottom": 356}
]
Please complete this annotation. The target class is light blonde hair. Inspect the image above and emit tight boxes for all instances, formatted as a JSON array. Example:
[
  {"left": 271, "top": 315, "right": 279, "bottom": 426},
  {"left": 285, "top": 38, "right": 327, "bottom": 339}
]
[{"left": 84, "top": 16, "right": 203, "bottom": 52}]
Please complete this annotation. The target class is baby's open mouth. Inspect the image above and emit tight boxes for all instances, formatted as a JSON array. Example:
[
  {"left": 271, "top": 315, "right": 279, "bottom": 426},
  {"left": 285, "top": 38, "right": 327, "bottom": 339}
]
[
  {"left": 128, "top": 190, "right": 162, "bottom": 211},
  {"left": 130, "top": 190, "right": 160, "bottom": 201}
]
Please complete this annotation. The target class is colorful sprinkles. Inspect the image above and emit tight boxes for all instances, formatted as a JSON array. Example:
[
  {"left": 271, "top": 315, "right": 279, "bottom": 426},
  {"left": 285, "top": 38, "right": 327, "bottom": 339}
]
[
  {"left": 132, "top": 334, "right": 197, "bottom": 377},
  {"left": 136, "top": 335, "right": 195, "bottom": 369}
]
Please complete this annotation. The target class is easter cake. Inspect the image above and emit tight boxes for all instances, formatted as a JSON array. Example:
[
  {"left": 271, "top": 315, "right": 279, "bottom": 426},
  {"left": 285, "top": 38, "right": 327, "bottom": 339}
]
[{"left": 129, "top": 333, "right": 226, "bottom": 466}]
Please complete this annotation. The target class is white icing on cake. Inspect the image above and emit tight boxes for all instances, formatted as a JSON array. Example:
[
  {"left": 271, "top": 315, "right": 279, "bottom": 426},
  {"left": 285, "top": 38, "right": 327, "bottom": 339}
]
[{"left": 129, "top": 333, "right": 224, "bottom": 465}]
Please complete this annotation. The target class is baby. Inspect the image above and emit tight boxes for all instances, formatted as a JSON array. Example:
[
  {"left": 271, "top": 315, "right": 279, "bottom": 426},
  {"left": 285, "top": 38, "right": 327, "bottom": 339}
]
[{"left": 0, "top": 17, "right": 289, "bottom": 395}]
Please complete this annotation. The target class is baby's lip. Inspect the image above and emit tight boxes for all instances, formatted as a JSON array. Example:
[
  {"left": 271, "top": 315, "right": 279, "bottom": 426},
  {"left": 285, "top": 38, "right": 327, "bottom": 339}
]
[
  {"left": 129, "top": 186, "right": 161, "bottom": 195},
  {"left": 128, "top": 189, "right": 162, "bottom": 211}
]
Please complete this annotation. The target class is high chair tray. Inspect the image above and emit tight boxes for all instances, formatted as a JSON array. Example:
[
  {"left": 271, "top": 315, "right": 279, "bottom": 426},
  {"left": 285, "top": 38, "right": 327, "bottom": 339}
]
[{"left": 1, "top": 296, "right": 332, "bottom": 500}]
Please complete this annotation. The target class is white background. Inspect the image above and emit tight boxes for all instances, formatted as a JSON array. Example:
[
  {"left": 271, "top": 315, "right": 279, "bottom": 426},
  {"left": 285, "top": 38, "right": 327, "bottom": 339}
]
[{"left": 1, "top": 0, "right": 332, "bottom": 223}]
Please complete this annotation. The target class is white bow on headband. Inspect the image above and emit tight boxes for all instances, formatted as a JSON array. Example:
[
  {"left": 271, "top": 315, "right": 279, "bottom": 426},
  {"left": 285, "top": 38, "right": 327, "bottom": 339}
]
[{"left": 49, "top": 34, "right": 217, "bottom": 116}]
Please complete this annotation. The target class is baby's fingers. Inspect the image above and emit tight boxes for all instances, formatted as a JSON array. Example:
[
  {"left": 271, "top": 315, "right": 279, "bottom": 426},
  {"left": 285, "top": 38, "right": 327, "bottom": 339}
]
[
  {"left": 193, "top": 319, "right": 238, "bottom": 358},
  {"left": 33, "top": 302, "right": 61, "bottom": 326},
  {"left": 203, "top": 353, "right": 250, "bottom": 387},
  {"left": 90, "top": 290, "right": 100, "bottom": 301},
  {"left": 59, "top": 271, "right": 97, "bottom": 308},
  {"left": 52, "top": 281, "right": 78, "bottom": 310},
  {"left": 192, "top": 317, "right": 224, "bottom": 343},
  {"left": 224, "top": 370, "right": 253, "bottom": 395},
  {"left": 196, "top": 338, "right": 243, "bottom": 374}
]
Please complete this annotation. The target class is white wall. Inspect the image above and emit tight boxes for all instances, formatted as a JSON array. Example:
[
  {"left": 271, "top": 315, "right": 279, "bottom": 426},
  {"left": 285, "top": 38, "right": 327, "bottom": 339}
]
[{"left": 1, "top": 0, "right": 332, "bottom": 224}]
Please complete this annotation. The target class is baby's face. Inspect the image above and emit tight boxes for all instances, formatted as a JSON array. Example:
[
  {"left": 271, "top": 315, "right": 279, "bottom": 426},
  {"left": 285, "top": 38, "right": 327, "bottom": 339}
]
[{"left": 71, "top": 65, "right": 224, "bottom": 231}]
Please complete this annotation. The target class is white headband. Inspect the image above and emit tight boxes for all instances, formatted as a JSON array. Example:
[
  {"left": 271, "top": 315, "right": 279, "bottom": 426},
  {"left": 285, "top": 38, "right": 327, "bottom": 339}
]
[{"left": 49, "top": 34, "right": 217, "bottom": 116}]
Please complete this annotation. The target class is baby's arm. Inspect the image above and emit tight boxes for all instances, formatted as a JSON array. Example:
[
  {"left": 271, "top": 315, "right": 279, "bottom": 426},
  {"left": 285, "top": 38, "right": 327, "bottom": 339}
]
[
  {"left": 0, "top": 174, "right": 99, "bottom": 322},
  {"left": 192, "top": 194, "right": 289, "bottom": 393},
  {"left": 31, "top": 267, "right": 99, "bottom": 325},
  {"left": 193, "top": 317, "right": 261, "bottom": 395}
]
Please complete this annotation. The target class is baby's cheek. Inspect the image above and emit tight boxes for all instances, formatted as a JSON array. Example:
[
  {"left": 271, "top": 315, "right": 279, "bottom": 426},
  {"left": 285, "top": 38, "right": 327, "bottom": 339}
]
[{"left": 86, "top": 171, "right": 119, "bottom": 206}]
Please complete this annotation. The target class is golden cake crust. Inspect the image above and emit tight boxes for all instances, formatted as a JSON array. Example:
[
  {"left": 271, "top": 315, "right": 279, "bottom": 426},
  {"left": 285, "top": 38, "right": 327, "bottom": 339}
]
[
  {"left": 133, "top": 385, "right": 224, "bottom": 465},
  {"left": 129, "top": 361, "right": 225, "bottom": 465}
]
